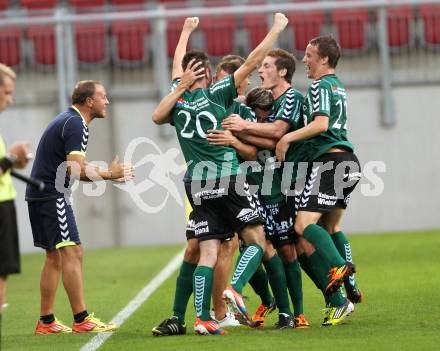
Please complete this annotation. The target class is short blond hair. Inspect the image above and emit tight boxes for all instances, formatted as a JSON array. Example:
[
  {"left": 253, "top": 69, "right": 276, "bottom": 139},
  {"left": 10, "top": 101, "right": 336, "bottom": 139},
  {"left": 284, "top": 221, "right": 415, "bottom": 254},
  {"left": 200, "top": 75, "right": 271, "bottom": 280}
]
[{"left": 0, "top": 63, "right": 16, "bottom": 86}]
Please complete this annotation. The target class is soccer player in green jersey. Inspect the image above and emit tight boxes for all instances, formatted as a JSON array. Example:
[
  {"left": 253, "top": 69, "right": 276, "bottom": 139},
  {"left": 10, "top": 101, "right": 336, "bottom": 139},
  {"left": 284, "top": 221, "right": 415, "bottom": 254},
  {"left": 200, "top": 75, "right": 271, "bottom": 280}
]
[
  {"left": 153, "top": 14, "right": 289, "bottom": 335},
  {"left": 222, "top": 49, "right": 309, "bottom": 329},
  {"left": 276, "top": 35, "right": 362, "bottom": 326},
  {"left": 153, "top": 21, "right": 247, "bottom": 336}
]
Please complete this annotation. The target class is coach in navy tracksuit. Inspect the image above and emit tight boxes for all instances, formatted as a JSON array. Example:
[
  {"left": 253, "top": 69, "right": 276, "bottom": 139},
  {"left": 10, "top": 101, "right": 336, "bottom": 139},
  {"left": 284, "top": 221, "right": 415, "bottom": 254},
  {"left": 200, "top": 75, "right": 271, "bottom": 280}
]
[{"left": 26, "top": 80, "right": 134, "bottom": 334}]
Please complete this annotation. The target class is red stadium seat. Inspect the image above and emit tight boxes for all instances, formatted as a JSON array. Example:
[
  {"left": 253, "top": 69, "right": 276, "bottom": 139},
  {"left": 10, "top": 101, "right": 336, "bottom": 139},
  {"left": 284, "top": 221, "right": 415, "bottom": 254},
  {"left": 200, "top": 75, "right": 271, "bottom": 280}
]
[
  {"left": 20, "top": 0, "right": 57, "bottom": 66},
  {"left": 157, "top": 0, "right": 190, "bottom": 58},
  {"left": 28, "top": 25, "right": 56, "bottom": 65},
  {"left": 199, "top": 15, "right": 237, "bottom": 56},
  {"left": 164, "top": 18, "right": 189, "bottom": 58},
  {"left": 0, "top": 26, "right": 22, "bottom": 67},
  {"left": 287, "top": 10, "right": 326, "bottom": 52},
  {"left": 112, "top": 21, "right": 150, "bottom": 62},
  {"left": 0, "top": 0, "right": 10, "bottom": 11},
  {"left": 20, "top": 0, "right": 57, "bottom": 10},
  {"left": 110, "top": 1, "right": 149, "bottom": 63},
  {"left": 332, "top": 8, "right": 369, "bottom": 51},
  {"left": 387, "top": 6, "right": 413, "bottom": 48},
  {"left": 243, "top": 12, "right": 268, "bottom": 51},
  {"left": 69, "top": 0, "right": 107, "bottom": 65},
  {"left": 419, "top": 4, "right": 440, "bottom": 46},
  {"left": 75, "top": 23, "right": 107, "bottom": 64},
  {"left": 69, "top": 0, "right": 104, "bottom": 9},
  {"left": 198, "top": 0, "right": 237, "bottom": 56},
  {"left": 111, "top": 0, "right": 145, "bottom": 4}
]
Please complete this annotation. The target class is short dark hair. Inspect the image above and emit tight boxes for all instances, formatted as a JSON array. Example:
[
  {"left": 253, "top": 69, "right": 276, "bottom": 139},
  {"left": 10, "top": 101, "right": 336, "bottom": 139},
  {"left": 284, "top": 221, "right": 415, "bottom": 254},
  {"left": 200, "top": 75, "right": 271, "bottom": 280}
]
[
  {"left": 181, "top": 50, "right": 211, "bottom": 83},
  {"left": 267, "top": 49, "right": 296, "bottom": 84},
  {"left": 182, "top": 50, "right": 210, "bottom": 71},
  {"left": 216, "top": 55, "right": 245, "bottom": 75},
  {"left": 309, "top": 35, "right": 341, "bottom": 68},
  {"left": 246, "top": 87, "right": 274, "bottom": 112},
  {"left": 71, "top": 80, "right": 101, "bottom": 105}
]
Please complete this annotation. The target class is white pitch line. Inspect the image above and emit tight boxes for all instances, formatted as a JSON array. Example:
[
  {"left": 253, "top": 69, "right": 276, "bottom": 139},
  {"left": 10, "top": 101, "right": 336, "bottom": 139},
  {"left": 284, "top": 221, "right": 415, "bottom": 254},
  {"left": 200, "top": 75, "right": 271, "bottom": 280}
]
[{"left": 80, "top": 248, "right": 185, "bottom": 351}]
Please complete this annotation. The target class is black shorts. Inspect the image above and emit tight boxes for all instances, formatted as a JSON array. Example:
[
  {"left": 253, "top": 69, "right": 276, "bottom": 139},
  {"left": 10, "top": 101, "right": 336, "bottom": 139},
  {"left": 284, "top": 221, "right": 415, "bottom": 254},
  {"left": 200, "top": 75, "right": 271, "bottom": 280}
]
[
  {"left": 262, "top": 200, "right": 295, "bottom": 248},
  {"left": 185, "top": 176, "right": 264, "bottom": 241},
  {"left": 0, "top": 200, "right": 20, "bottom": 276},
  {"left": 27, "top": 198, "right": 81, "bottom": 251},
  {"left": 297, "top": 152, "right": 361, "bottom": 213}
]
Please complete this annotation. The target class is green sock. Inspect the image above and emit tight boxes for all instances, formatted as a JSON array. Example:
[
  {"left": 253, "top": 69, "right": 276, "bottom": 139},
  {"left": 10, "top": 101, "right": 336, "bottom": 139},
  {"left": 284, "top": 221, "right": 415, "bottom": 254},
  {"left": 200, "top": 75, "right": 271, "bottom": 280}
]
[
  {"left": 328, "top": 288, "right": 347, "bottom": 307},
  {"left": 298, "top": 252, "right": 322, "bottom": 291},
  {"left": 193, "top": 265, "right": 214, "bottom": 321},
  {"left": 172, "top": 261, "right": 197, "bottom": 323},
  {"left": 231, "top": 244, "right": 263, "bottom": 293},
  {"left": 307, "top": 250, "right": 332, "bottom": 306},
  {"left": 307, "top": 251, "right": 346, "bottom": 307},
  {"left": 248, "top": 265, "right": 274, "bottom": 306},
  {"left": 303, "top": 224, "right": 346, "bottom": 267},
  {"left": 264, "top": 255, "right": 292, "bottom": 316},
  {"left": 331, "top": 231, "right": 357, "bottom": 288},
  {"left": 283, "top": 260, "right": 304, "bottom": 317}
]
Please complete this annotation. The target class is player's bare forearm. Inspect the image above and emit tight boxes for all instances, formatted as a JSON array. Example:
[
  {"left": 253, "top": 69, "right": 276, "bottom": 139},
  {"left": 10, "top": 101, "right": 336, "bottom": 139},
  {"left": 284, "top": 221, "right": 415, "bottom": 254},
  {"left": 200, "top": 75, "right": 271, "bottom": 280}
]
[
  {"left": 172, "top": 17, "right": 199, "bottom": 80},
  {"left": 67, "top": 155, "right": 134, "bottom": 182},
  {"left": 223, "top": 116, "right": 289, "bottom": 140},
  {"left": 234, "top": 13, "right": 288, "bottom": 87},
  {"left": 282, "top": 116, "right": 329, "bottom": 144},
  {"left": 233, "top": 140, "right": 257, "bottom": 161},
  {"left": 152, "top": 85, "right": 186, "bottom": 125},
  {"left": 237, "top": 132, "right": 277, "bottom": 150}
]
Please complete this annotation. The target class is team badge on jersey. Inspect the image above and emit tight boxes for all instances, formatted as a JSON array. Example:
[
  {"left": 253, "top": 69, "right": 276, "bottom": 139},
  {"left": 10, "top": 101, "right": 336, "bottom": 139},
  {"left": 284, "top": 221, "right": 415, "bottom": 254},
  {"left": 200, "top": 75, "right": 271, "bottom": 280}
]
[{"left": 176, "top": 98, "right": 185, "bottom": 107}]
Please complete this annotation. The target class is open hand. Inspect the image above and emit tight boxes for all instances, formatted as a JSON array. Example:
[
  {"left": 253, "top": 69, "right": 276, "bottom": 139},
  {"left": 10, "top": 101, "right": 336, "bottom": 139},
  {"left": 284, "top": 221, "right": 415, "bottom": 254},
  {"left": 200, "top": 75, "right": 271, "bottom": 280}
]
[
  {"left": 222, "top": 114, "right": 248, "bottom": 132},
  {"left": 9, "top": 142, "right": 31, "bottom": 169},
  {"left": 206, "top": 129, "right": 237, "bottom": 147}
]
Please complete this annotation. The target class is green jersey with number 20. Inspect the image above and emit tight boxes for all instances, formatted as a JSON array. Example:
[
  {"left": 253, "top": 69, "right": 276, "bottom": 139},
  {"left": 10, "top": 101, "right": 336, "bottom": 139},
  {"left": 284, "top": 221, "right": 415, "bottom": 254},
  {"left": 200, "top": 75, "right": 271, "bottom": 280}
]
[
  {"left": 171, "top": 75, "right": 241, "bottom": 180},
  {"left": 302, "top": 74, "right": 354, "bottom": 161}
]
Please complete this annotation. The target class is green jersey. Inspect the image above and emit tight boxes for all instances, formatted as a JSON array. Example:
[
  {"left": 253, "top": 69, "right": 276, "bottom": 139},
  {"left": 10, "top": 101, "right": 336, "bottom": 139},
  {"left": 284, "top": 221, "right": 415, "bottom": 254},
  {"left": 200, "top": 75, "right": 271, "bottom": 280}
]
[
  {"left": 276, "top": 88, "right": 306, "bottom": 164},
  {"left": 248, "top": 87, "right": 304, "bottom": 204},
  {"left": 302, "top": 74, "right": 354, "bottom": 161},
  {"left": 171, "top": 75, "right": 240, "bottom": 180},
  {"left": 227, "top": 100, "right": 256, "bottom": 122}
]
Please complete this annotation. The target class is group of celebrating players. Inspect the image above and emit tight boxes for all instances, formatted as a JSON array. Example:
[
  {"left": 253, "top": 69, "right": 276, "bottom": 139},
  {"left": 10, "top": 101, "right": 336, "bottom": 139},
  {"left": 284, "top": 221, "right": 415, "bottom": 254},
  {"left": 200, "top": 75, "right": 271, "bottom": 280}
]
[
  {"left": 151, "top": 13, "right": 363, "bottom": 336},
  {"left": 0, "top": 11, "right": 363, "bottom": 337}
]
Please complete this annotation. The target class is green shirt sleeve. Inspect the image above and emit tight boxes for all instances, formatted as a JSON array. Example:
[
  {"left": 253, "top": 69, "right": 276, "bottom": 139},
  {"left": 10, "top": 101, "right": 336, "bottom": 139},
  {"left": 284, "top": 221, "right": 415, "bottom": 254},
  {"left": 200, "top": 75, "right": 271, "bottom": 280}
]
[
  {"left": 311, "top": 80, "right": 331, "bottom": 118},
  {"left": 206, "top": 75, "right": 237, "bottom": 109},
  {"left": 170, "top": 78, "right": 180, "bottom": 92},
  {"left": 239, "top": 103, "right": 256, "bottom": 122},
  {"left": 274, "top": 90, "right": 303, "bottom": 127}
]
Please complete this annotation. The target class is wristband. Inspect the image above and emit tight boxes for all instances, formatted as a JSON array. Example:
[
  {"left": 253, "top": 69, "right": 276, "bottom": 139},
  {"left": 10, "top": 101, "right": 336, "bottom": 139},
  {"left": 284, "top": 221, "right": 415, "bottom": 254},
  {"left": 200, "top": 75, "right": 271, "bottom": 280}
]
[{"left": 0, "top": 154, "right": 17, "bottom": 172}]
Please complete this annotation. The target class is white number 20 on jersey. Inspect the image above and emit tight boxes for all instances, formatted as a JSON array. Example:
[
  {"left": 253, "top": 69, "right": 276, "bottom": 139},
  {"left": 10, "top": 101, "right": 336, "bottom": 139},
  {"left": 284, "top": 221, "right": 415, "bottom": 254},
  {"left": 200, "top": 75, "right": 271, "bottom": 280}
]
[{"left": 178, "top": 110, "right": 218, "bottom": 138}]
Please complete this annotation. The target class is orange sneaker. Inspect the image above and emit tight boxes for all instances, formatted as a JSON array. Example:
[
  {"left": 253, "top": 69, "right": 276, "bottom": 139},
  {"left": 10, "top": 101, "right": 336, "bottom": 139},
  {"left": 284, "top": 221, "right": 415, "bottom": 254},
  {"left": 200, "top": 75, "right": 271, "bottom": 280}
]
[
  {"left": 35, "top": 318, "right": 72, "bottom": 335},
  {"left": 252, "top": 299, "right": 276, "bottom": 326},
  {"left": 294, "top": 314, "right": 310, "bottom": 329},
  {"left": 326, "top": 263, "right": 356, "bottom": 294},
  {"left": 194, "top": 318, "right": 226, "bottom": 335},
  {"left": 72, "top": 313, "right": 117, "bottom": 333}
]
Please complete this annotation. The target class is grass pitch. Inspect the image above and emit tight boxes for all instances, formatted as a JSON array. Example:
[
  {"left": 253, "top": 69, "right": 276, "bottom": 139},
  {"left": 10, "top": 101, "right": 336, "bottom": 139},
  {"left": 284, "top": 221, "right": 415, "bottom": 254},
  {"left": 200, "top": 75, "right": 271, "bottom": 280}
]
[{"left": 2, "top": 230, "right": 440, "bottom": 351}]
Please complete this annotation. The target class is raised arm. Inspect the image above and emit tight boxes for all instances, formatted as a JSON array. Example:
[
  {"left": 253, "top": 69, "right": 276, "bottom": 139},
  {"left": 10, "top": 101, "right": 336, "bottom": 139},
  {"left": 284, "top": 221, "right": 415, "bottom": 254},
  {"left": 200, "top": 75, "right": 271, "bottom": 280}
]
[
  {"left": 234, "top": 13, "right": 288, "bottom": 88},
  {"left": 172, "top": 17, "right": 199, "bottom": 80}
]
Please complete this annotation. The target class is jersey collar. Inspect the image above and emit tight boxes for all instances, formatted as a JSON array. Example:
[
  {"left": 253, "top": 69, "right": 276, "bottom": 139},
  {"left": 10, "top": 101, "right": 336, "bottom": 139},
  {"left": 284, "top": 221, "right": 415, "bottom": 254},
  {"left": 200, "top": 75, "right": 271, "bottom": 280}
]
[{"left": 71, "top": 105, "right": 88, "bottom": 126}]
